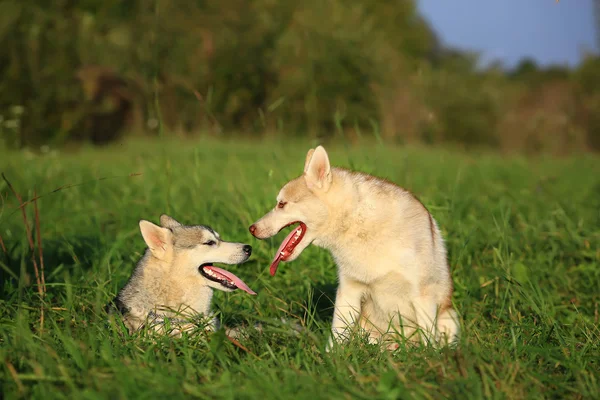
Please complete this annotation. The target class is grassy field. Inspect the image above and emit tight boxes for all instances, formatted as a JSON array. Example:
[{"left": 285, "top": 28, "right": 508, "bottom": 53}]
[{"left": 1, "top": 138, "right": 599, "bottom": 399}]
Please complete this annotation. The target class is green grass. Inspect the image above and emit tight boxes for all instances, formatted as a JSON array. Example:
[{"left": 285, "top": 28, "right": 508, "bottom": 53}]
[{"left": 1, "top": 138, "right": 599, "bottom": 399}]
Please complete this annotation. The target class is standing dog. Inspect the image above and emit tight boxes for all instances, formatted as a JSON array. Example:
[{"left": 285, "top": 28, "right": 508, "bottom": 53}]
[
  {"left": 249, "top": 146, "right": 459, "bottom": 349},
  {"left": 109, "top": 214, "right": 256, "bottom": 335}
]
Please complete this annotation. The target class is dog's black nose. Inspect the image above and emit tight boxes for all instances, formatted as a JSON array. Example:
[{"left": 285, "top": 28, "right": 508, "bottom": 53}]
[{"left": 243, "top": 245, "right": 252, "bottom": 256}]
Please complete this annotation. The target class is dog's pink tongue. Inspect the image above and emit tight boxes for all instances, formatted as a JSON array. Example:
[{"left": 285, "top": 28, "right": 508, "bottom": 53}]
[
  {"left": 206, "top": 266, "right": 257, "bottom": 295},
  {"left": 269, "top": 254, "right": 282, "bottom": 276},
  {"left": 269, "top": 228, "right": 298, "bottom": 276}
]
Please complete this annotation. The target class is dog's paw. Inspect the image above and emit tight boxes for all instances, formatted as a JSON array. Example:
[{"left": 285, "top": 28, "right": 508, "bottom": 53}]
[
  {"left": 325, "top": 336, "right": 335, "bottom": 353},
  {"left": 325, "top": 333, "right": 343, "bottom": 352}
]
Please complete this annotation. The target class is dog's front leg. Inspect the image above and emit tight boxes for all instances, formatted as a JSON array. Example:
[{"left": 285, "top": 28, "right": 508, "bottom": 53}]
[
  {"left": 326, "top": 277, "right": 365, "bottom": 351},
  {"left": 204, "top": 314, "right": 219, "bottom": 332}
]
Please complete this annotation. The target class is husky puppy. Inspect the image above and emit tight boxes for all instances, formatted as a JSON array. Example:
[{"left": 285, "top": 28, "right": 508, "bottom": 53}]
[
  {"left": 109, "top": 214, "right": 255, "bottom": 335},
  {"left": 250, "top": 146, "right": 459, "bottom": 349}
]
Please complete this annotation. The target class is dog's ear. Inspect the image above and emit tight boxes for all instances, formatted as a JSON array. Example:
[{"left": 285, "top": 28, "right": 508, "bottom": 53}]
[
  {"left": 304, "top": 145, "right": 332, "bottom": 191},
  {"left": 160, "top": 214, "right": 182, "bottom": 229},
  {"left": 304, "top": 148, "right": 315, "bottom": 173},
  {"left": 139, "top": 220, "right": 173, "bottom": 259}
]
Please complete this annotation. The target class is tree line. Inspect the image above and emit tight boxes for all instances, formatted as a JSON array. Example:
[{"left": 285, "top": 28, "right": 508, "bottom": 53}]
[{"left": 0, "top": 0, "right": 599, "bottom": 153}]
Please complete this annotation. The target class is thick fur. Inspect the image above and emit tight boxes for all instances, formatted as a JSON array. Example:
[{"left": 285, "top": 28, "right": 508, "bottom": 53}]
[
  {"left": 250, "top": 146, "right": 459, "bottom": 349},
  {"left": 109, "top": 214, "right": 252, "bottom": 336}
]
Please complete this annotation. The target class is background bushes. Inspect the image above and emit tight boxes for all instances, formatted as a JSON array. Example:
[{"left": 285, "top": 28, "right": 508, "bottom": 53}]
[{"left": 0, "top": 0, "right": 599, "bottom": 153}]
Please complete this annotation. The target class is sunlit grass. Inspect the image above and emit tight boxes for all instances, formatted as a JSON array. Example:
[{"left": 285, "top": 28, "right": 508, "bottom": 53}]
[{"left": 1, "top": 137, "right": 599, "bottom": 399}]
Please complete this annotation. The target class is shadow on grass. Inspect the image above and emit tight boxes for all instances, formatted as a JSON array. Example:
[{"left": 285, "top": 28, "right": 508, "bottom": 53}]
[
  {"left": 310, "top": 282, "right": 337, "bottom": 322},
  {"left": 0, "top": 236, "right": 103, "bottom": 300}
]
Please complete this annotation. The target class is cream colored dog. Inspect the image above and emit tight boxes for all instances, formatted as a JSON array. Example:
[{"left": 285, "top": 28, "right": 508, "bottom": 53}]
[{"left": 249, "top": 146, "right": 459, "bottom": 349}]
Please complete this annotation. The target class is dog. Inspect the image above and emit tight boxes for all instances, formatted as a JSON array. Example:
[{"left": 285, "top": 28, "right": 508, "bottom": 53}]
[
  {"left": 249, "top": 146, "right": 459, "bottom": 349},
  {"left": 108, "top": 214, "right": 256, "bottom": 336}
]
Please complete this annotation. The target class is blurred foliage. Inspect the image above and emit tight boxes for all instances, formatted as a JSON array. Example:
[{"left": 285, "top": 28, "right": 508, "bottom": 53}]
[{"left": 0, "top": 0, "right": 599, "bottom": 153}]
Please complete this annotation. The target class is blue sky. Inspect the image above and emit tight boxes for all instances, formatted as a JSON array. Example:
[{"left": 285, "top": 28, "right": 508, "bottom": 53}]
[{"left": 417, "top": 0, "right": 598, "bottom": 68}]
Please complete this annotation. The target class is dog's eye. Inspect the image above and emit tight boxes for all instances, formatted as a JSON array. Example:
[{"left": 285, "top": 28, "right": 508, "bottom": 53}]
[
  {"left": 204, "top": 240, "right": 216, "bottom": 246},
  {"left": 277, "top": 201, "right": 287, "bottom": 209}
]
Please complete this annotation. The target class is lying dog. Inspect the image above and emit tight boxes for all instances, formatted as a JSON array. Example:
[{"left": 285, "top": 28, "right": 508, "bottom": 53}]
[{"left": 108, "top": 214, "right": 256, "bottom": 335}]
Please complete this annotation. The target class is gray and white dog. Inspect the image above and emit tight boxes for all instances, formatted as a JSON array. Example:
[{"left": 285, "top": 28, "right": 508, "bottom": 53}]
[{"left": 108, "top": 214, "right": 256, "bottom": 336}]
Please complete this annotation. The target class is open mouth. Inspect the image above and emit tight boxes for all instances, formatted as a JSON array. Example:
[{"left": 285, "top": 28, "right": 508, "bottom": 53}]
[
  {"left": 199, "top": 263, "right": 256, "bottom": 295},
  {"left": 269, "top": 221, "right": 307, "bottom": 276}
]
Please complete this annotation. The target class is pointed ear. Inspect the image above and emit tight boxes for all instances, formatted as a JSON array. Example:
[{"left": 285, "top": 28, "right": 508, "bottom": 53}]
[
  {"left": 304, "top": 148, "right": 315, "bottom": 173},
  {"left": 304, "top": 145, "right": 332, "bottom": 191},
  {"left": 160, "top": 214, "right": 181, "bottom": 229},
  {"left": 139, "top": 220, "right": 172, "bottom": 258}
]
